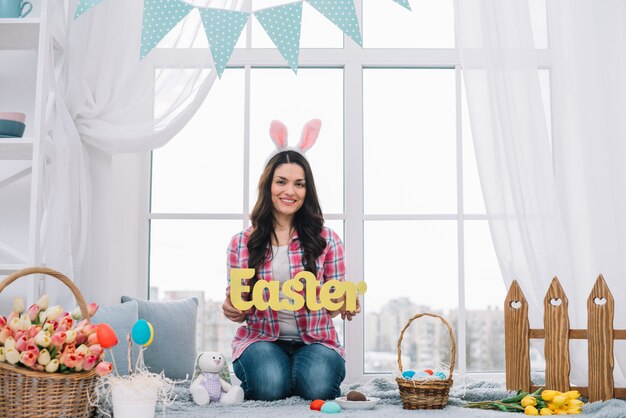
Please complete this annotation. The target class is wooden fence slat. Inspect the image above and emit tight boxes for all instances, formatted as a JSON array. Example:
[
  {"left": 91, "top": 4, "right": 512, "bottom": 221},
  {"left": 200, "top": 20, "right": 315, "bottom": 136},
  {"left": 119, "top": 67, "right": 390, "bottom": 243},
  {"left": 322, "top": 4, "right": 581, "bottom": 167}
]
[
  {"left": 544, "top": 277, "right": 570, "bottom": 392},
  {"left": 587, "top": 274, "right": 614, "bottom": 401},
  {"left": 507, "top": 276, "right": 625, "bottom": 400},
  {"left": 505, "top": 280, "right": 530, "bottom": 392}
]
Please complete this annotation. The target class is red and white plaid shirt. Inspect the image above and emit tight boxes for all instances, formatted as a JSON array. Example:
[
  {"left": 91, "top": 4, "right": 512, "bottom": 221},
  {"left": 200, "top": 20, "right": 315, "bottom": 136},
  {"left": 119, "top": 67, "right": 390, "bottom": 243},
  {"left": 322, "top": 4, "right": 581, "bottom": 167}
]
[{"left": 227, "top": 226, "right": 345, "bottom": 361}]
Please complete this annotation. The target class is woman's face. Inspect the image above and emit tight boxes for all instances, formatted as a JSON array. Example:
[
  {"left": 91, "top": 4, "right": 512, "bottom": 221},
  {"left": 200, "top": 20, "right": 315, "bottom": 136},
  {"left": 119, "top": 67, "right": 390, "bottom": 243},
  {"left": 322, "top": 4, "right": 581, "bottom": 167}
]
[{"left": 271, "top": 163, "right": 306, "bottom": 219}]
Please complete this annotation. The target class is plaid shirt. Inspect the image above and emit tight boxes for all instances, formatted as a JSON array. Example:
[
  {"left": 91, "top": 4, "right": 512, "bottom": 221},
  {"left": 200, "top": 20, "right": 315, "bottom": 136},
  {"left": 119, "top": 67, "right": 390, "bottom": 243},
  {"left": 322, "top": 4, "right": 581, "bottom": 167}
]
[{"left": 227, "top": 226, "right": 345, "bottom": 361}]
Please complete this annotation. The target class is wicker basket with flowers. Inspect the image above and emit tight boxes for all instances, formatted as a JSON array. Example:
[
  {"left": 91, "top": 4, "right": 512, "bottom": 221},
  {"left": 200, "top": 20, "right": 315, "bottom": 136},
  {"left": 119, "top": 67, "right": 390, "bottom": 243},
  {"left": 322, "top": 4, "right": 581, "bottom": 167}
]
[{"left": 0, "top": 267, "right": 114, "bottom": 417}]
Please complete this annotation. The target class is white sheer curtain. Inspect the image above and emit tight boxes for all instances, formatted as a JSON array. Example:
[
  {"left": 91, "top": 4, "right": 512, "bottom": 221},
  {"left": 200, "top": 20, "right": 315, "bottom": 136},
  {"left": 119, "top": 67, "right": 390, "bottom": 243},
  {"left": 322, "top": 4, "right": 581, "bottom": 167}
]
[
  {"left": 41, "top": 0, "right": 247, "bottom": 306},
  {"left": 549, "top": 0, "right": 626, "bottom": 386},
  {"left": 456, "top": 0, "right": 626, "bottom": 385}
]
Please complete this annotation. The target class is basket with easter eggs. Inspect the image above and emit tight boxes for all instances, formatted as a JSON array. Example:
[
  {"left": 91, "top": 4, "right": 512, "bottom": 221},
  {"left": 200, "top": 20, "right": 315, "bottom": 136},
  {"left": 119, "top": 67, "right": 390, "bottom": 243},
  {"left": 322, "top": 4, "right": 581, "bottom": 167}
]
[
  {"left": 94, "top": 316, "right": 177, "bottom": 417},
  {"left": 396, "top": 312, "right": 456, "bottom": 410},
  {"left": 0, "top": 267, "right": 115, "bottom": 418}
]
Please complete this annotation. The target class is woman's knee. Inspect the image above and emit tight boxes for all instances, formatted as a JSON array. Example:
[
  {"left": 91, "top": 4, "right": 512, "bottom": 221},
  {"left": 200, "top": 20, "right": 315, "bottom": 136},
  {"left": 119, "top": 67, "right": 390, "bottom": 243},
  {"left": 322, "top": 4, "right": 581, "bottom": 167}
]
[
  {"left": 292, "top": 344, "right": 345, "bottom": 400},
  {"left": 234, "top": 342, "right": 291, "bottom": 401}
]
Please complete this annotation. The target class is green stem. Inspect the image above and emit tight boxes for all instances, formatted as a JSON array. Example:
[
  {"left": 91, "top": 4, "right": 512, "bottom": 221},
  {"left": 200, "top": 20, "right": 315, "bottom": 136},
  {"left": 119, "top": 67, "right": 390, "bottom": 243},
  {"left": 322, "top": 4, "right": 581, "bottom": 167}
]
[
  {"left": 464, "top": 401, "right": 500, "bottom": 410},
  {"left": 501, "top": 392, "right": 529, "bottom": 403},
  {"left": 464, "top": 401, "right": 526, "bottom": 412},
  {"left": 497, "top": 402, "right": 525, "bottom": 411}
]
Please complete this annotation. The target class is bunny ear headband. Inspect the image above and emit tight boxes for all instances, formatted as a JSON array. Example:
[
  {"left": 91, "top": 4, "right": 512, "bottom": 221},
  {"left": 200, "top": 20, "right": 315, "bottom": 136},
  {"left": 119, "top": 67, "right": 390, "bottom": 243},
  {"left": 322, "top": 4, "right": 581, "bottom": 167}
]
[{"left": 266, "top": 119, "right": 322, "bottom": 163}]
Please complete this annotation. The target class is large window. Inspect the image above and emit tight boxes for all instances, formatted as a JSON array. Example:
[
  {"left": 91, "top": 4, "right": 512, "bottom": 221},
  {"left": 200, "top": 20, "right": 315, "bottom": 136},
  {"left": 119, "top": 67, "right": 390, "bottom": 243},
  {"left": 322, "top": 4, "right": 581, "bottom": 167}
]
[{"left": 148, "top": 0, "right": 549, "bottom": 379}]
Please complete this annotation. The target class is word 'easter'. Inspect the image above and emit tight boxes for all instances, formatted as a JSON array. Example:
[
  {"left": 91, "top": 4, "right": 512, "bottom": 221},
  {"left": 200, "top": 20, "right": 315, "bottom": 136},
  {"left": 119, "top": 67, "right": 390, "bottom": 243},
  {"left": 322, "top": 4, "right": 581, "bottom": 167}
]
[{"left": 230, "top": 268, "right": 367, "bottom": 312}]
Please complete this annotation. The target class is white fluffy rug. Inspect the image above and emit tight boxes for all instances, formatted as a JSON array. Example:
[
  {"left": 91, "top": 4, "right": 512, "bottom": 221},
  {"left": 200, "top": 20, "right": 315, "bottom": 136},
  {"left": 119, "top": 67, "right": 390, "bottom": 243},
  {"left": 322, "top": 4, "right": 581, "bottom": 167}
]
[{"left": 118, "top": 377, "right": 626, "bottom": 418}]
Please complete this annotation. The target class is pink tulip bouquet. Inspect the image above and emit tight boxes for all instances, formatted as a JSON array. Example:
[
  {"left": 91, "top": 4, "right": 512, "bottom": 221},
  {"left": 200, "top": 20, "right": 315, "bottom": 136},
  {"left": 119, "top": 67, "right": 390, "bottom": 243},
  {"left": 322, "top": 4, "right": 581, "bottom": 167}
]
[{"left": 0, "top": 295, "right": 113, "bottom": 376}]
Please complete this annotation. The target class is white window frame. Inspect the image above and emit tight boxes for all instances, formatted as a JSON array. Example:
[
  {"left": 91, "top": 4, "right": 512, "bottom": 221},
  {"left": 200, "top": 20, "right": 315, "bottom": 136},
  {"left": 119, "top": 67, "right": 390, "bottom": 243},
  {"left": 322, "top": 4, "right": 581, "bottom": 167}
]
[{"left": 144, "top": 0, "right": 553, "bottom": 383}]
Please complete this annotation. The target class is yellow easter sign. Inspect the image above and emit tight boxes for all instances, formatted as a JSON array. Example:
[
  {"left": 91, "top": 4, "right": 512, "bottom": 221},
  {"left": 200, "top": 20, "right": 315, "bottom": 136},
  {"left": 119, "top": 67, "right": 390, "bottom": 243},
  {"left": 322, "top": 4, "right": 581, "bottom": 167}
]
[{"left": 230, "top": 268, "right": 367, "bottom": 312}]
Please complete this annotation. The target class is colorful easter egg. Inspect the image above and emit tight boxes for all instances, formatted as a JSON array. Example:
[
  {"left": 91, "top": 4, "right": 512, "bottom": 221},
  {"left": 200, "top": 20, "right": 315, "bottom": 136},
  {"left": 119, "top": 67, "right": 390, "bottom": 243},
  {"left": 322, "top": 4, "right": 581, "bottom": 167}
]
[
  {"left": 310, "top": 399, "right": 325, "bottom": 411},
  {"left": 401, "top": 370, "right": 416, "bottom": 379},
  {"left": 424, "top": 368, "right": 434, "bottom": 375},
  {"left": 434, "top": 371, "right": 447, "bottom": 379},
  {"left": 320, "top": 401, "right": 341, "bottom": 413},
  {"left": 96, "top": 323, "right": 118, "bottom": 349},
  {"left": 131, "top": 319, "right": 154, "bottom": 346}
]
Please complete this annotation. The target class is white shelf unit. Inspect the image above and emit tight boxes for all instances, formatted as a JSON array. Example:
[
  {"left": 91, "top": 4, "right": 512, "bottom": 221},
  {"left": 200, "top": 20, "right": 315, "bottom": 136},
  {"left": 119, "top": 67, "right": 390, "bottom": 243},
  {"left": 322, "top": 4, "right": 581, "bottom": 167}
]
[
  {"left": 0, "top": 138, "right": 34, "bottom": 160},
  {"left": 0, "top": 0, "right": 50, "bottom": 305},
  {"left": 0, "top": 19, "right": 41, "bottom": 49}
]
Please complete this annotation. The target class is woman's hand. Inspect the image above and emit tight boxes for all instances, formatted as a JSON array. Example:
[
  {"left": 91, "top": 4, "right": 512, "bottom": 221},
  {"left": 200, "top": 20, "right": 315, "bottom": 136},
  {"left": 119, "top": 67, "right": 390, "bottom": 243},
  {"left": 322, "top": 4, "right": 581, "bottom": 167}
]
[
  {"left": 328, "top": 294, "right": 361, "bottom": 321},
  {"left": 222, "top": 290, "right": 252, "bottom": 323},
  {"left": 339, "top": 295, "right": 361, "bottom": 321}
]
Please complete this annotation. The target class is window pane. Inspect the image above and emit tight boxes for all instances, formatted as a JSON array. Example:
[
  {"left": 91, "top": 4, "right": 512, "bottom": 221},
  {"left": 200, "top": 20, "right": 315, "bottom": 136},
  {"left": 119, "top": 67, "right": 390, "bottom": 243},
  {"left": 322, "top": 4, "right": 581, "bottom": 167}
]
[
  {"left": 249, "top": 69, "right": 344, "bottom": 214},
  {"left": 363, "top": 0, "right": 454, "bottom": 48},
  {"left": 464, "top": 221, "right": 506, "bottom": 371},
  {"left": 462, "top": 79, "right": 487, "bottom": 214},
  {"left": 364, "top": 69, "right": 456, "bottom": 214},
  {"left": 150, "top": 219, "right": 243, "bottom": 362},
  {"left": 252, "top": 1, "right": 343, "bottom": 48},
  {"left": 152, "top": 69, "right": 245, "bottom": 213},
  {"left": 364, "top": 221, "right": 458, "bottom": 373}
]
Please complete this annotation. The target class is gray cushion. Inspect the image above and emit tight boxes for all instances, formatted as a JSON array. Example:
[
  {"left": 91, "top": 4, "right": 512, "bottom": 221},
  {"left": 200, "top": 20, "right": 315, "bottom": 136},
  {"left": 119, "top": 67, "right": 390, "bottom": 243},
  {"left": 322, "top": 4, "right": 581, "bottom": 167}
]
[
  {"left": 121, "top": 296, "right": 198, "bottom": 380},
  {"left": 91, "top": 300, "right": 140, "bottom": 376}
]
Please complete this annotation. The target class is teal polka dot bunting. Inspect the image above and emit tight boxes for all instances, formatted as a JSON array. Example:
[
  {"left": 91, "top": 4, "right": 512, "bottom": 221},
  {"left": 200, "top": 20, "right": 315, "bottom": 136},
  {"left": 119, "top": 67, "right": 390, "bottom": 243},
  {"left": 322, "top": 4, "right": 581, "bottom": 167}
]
[
  {"left": 306, "top": 0, "right": 362, "bottom": 46},
  {"left": 74, "top": 0, "right": 104, "bottom": 19},
  {"left": 254, "top": 2, "right": 303, "bottom": 72},
  {"left": 392, "top": 0, "right": 412, "bottom": 11},
  {"left": 199, "top": 8, "right": 248, "bottom": 78},
  {"left": 140, "top": 0, "right": 194, "bottom": 60}
]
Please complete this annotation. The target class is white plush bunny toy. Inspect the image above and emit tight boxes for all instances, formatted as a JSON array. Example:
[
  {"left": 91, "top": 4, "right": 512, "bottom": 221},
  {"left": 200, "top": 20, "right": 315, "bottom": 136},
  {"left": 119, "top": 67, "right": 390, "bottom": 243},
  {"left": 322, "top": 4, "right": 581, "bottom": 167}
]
[{"left": 190, "top": 351, "right": 244, "bottom": 405}]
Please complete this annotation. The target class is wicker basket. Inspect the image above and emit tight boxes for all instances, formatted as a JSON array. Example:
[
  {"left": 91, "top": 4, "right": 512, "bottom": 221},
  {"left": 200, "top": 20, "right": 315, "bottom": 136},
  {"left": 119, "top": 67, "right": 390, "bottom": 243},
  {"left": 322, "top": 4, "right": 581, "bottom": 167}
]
[
  {"left": 396, "top": 312, "right": 456, "bottom": 410},
  {"left": 0, "top": 267, "right": 99, "bottom": 418}
]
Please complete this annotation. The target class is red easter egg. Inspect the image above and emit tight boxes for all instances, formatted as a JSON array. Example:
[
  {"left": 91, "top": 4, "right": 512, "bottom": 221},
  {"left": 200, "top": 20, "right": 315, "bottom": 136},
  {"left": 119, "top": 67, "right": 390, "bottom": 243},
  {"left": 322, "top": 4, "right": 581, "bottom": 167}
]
[
  {"left": 424, "top": 368, "right": 434, "bottom": 375},
  {"left": 310, "top": 399, "right": 325, "bottom": 411},
  {"left": 96, "top": 323, "right": 118, "bottom": 348}
]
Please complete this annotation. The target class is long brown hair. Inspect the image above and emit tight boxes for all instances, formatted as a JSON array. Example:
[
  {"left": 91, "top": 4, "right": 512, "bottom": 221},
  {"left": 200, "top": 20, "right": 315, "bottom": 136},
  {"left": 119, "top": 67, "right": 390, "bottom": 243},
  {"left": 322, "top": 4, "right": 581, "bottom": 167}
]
[{"left": 248, "top": 151, "right": 326, "bottom": 283}]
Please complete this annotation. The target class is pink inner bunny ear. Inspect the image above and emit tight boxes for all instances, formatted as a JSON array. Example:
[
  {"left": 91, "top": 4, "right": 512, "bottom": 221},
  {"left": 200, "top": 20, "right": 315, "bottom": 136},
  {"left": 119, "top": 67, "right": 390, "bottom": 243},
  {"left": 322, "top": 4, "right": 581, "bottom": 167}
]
[
  {"left": 269, "top": 120, "right": 288, "bottom": 150},
  {"left": 298, "top": 119, "right": 322, "bottom": 153}
]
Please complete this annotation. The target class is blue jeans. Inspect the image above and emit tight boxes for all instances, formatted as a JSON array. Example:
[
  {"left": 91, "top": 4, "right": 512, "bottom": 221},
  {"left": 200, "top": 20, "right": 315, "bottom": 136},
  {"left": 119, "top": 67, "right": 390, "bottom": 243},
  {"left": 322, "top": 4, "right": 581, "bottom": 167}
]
[{"left": 233, "top": 340, "right": 345, "bottom": 401}]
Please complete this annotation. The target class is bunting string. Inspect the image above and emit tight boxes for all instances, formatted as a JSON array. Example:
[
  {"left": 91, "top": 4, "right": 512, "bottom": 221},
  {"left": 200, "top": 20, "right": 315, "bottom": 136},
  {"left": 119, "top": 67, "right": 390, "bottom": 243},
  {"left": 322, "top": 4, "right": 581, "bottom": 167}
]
[{"left": 74, "top": 0, "right": 413, "bottom": 77}]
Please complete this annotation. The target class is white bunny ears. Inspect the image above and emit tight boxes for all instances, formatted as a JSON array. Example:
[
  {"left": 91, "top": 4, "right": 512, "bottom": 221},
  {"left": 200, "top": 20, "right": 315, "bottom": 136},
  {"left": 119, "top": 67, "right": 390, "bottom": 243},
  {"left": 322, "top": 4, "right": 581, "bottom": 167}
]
[{"left": 266, "top": 119, "right": 322, "bottom": 162}]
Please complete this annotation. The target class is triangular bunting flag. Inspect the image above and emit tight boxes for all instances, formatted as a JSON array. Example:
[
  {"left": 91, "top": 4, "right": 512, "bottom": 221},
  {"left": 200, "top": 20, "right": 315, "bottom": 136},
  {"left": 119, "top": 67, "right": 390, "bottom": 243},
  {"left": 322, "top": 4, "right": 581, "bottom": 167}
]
[
  {"left": 254, "top": 2, "right": 302, "bottom": 72},
  {"left": 199, "top": 8, "right": 249, "bottom": 78},
  {"left": 74, "top": 0, "right": 104, "bottom": 19},
  {"left": 392, "top": 0, "right": 412, "bottom": 11},
  {"left": 306, "top": 0, "right": 362, "bottom": 46},
  {"left": 140, "top": 0, "right": 194, "bottom": 60}
]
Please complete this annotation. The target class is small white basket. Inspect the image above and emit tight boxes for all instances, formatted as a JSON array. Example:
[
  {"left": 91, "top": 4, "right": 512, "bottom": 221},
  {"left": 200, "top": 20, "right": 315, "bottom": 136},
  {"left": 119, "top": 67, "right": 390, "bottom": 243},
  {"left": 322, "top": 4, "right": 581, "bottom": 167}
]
[{"left": 111, "top": 382, "right": 158, "bottom": 418}]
